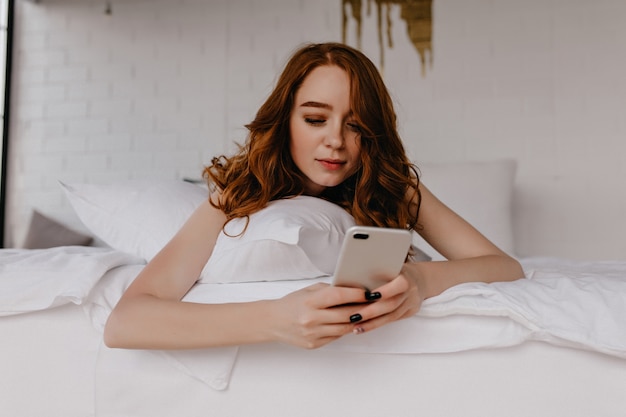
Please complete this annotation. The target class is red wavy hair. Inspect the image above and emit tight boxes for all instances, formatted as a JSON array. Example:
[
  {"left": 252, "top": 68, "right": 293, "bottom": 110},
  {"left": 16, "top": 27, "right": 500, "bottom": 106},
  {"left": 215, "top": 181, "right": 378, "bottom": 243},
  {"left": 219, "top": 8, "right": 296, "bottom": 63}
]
[{"left": 203, "top": 42, "right": 421, "bottom": 230}]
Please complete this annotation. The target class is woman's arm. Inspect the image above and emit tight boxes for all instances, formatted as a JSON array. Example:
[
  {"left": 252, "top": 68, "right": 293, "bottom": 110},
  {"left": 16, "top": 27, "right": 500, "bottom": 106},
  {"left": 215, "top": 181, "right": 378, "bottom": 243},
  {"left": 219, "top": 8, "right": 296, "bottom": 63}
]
[
  {"left": 348, "top": 182, "right": 524, "bottom": 333},
  {"left": 410, "top": 182, "right": 524, "bottom": 295},
  {"left": 103, "top": 195, "right": 369, "bottom": 350}
]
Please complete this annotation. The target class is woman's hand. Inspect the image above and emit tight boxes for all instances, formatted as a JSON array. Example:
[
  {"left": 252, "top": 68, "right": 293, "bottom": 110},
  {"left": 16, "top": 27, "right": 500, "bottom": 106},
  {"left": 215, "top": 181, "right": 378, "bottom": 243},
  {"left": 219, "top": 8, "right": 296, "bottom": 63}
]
[
  {"left": 267, "top": 282, "right": 370, "bottom": 349},
  {"left": 346, "top": 263, "right": 426, "bottom": 334}
]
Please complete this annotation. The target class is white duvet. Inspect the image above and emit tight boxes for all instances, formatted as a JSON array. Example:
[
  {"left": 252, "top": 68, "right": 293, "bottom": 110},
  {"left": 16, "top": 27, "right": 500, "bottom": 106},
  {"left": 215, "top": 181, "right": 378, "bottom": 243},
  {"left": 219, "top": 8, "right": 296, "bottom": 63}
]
[
  {"left": 0, "top": 246, "right": 141, "bottom": 316},
  {"left": 1, "top": 247, "right": 626, "bottom": 390}
]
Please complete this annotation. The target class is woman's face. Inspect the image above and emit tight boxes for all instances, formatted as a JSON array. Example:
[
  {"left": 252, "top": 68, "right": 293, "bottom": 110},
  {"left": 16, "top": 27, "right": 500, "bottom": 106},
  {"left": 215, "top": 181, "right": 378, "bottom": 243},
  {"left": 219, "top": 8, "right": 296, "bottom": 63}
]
[{"left": 289, "top": 65, "right": 361, "bottom": 196}]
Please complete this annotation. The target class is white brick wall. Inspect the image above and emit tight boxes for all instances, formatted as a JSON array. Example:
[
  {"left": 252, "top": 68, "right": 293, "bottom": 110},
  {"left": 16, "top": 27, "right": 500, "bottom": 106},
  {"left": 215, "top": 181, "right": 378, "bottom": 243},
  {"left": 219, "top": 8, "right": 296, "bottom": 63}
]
[{"left": 6, "top": 0, "right": 626, "bottom": 260}]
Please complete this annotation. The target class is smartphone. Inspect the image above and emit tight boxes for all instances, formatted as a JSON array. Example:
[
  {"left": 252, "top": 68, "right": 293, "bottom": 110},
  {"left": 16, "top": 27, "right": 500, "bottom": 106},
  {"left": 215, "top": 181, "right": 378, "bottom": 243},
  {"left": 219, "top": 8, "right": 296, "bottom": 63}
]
[{"left": 332, "top": 226, "right": 413, "bottom": 291}]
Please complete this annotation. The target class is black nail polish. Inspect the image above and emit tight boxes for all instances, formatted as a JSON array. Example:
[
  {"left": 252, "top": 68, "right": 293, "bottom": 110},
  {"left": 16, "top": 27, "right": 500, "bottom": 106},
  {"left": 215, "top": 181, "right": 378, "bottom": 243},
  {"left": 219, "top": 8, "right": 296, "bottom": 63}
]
[
  {"left": 350, "top": 314, "right": 362, "bottom": 323},
  {"left": 365, "top": 291, "right": 381, "bottom": 301}
]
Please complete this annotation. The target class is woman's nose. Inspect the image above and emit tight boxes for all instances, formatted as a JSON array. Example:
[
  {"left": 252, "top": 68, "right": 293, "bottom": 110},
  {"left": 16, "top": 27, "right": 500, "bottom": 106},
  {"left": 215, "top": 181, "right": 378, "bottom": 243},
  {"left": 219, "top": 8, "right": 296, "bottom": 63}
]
[{"left": 324, "top": 124, "right": 345, "bottom": 148}]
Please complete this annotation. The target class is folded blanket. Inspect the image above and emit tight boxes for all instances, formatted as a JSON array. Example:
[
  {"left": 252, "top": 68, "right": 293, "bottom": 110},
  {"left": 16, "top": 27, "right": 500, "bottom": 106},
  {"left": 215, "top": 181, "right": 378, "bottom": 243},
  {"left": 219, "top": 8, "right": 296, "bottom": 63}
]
[{"left": 0, "top": 246, "right": 142, "bottom": 316}]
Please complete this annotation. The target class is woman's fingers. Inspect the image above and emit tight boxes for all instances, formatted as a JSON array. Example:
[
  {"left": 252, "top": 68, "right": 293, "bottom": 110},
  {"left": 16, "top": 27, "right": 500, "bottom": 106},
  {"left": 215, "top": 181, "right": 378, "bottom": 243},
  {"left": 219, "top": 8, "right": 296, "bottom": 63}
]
[
  {"left": 303, "top": 282, "right": 369, "bottom": 309},
  {"left": 274, "top": 275, "right": 422, "bottom": 349},
  {"left": 279, "top": 266, "right": 427, "bottom": 346},
  {"left": 272, "top": 283, "right": 372, "bottom": 348},
  {"left": 348, "top": 274, "right": 423, "bottom": 333}
]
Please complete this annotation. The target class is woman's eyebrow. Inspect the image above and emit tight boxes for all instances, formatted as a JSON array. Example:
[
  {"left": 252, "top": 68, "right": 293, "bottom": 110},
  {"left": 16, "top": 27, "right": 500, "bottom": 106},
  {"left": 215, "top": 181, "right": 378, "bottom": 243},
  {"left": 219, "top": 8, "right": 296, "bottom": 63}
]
[{"left": 299, "top": 101, "right": 332, "bottom": 110}]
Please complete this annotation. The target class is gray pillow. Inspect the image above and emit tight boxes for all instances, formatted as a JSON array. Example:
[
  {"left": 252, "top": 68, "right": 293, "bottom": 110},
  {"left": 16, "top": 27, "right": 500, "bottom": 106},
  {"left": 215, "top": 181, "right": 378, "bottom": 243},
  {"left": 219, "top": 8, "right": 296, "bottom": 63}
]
[{"left": 22, "top": 210, "right": 93, "bottom": 249}]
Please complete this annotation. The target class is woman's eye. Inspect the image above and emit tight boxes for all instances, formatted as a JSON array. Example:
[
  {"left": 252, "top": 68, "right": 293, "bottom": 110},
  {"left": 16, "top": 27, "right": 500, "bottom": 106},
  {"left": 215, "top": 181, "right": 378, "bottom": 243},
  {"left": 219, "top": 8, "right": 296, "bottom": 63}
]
[
  {"left": 347, "top": 123, "right": 361, "bottom": 133},
  {"left": 304, "top": 118, "right": 325, "bottom": 125}
]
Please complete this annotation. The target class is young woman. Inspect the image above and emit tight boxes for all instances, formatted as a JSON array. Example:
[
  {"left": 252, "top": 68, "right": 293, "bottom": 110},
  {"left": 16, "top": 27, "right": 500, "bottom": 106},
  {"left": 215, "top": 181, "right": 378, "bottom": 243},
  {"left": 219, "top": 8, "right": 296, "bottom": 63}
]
[{"left": 104, "top": 42, "right": 523, "bottom": 350}]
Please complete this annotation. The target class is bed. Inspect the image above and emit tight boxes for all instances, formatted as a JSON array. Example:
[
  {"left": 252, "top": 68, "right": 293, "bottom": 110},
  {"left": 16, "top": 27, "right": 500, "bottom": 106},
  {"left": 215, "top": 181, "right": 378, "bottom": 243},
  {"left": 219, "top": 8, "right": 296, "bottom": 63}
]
[{"left": 2, "top": 160, "right": 626, "bottom": 417}]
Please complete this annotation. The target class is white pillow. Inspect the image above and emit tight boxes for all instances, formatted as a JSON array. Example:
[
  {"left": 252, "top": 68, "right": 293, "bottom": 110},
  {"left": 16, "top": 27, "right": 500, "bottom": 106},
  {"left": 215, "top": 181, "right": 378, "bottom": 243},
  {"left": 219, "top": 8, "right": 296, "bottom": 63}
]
[
  {"left": 413, "top": 159, "right": 517, "bottom": 260},
  {"left": 199, "top": 196, "right": 356, "bottom": 283},
  {"left": 61, "top": 158, "right": 515, "bottom": 275},
  {"left": 61, "top": 180, "right": 208, "bottom": 261}
]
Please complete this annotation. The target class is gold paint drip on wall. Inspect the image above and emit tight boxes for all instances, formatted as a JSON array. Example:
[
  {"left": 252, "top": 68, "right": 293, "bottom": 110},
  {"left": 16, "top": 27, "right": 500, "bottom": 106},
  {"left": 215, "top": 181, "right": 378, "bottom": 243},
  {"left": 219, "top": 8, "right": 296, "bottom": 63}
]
[{"left": 342, "top": 0, "right": 433, "bottom": 77}]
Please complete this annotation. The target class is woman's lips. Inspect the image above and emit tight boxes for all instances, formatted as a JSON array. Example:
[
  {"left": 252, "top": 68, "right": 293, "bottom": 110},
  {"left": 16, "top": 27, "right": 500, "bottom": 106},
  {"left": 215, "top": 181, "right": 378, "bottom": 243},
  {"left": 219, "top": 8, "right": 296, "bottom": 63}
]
[{"left": 317, "top": 159, "right": 346, "bottom": 170}]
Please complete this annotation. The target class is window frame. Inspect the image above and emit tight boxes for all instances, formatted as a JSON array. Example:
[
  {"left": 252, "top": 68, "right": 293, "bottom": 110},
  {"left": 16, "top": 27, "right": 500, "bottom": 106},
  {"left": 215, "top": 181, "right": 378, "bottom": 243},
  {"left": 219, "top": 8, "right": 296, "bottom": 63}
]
[{"left": 0, "top": 0, "right": 14, "bottom": 247}]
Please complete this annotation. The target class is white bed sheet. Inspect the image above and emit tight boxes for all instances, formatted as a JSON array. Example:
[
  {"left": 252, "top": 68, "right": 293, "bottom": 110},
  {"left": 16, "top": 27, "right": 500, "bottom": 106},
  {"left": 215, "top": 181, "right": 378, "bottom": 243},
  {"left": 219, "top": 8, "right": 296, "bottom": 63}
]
[
  {"left": 3, "top": 300, "right": 625, "bottom": 417},
  {"left": 95, "top": 340, "right": 626, "bottom": 417},
  {"left": 0, "top": 303, "right": 101, "bottom": 417},
  {"left": 2, "top": 246, "right": 626, "bottom": 417}
]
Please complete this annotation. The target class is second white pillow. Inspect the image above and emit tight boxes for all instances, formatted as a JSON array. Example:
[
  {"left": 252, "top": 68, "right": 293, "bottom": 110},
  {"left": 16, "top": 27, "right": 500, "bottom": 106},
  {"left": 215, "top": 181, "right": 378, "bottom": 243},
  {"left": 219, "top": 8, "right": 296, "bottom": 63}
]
[{"left": 199, "top": 196, "right": 356, "bottom": 283}]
